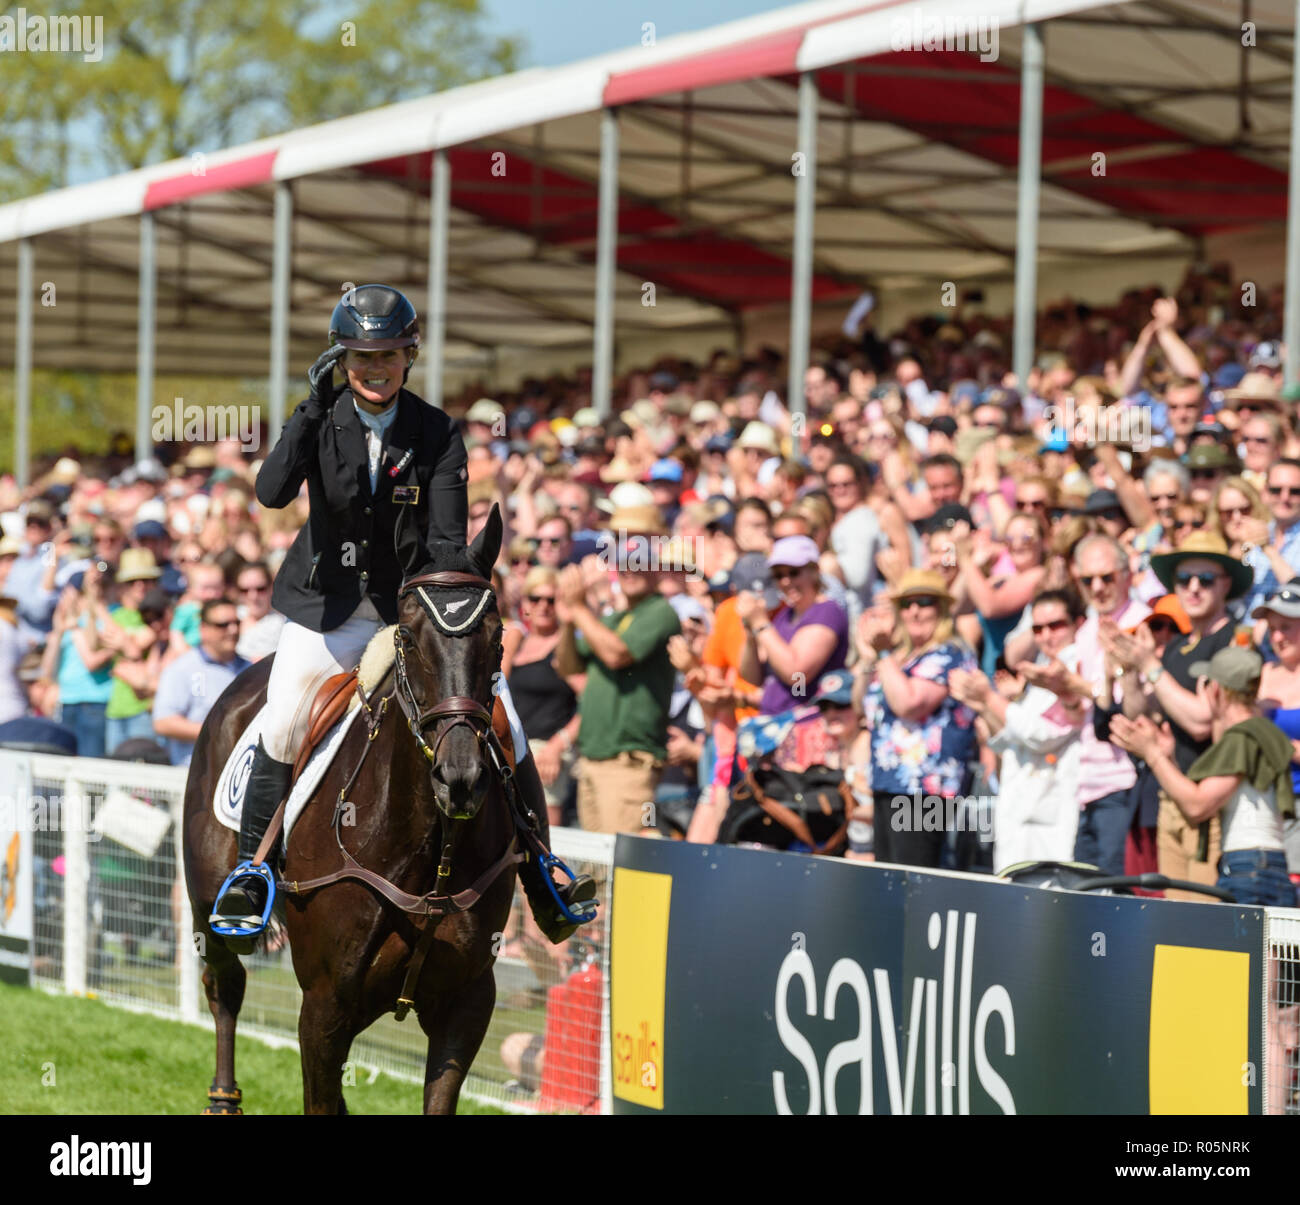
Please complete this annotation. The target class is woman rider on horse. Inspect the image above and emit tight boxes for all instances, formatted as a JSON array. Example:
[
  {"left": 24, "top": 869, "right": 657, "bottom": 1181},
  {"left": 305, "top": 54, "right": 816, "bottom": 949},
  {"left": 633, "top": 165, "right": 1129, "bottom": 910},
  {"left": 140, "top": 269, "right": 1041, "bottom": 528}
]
[{"left": 210, "top": 284, "right": 594, "bottom": 943}]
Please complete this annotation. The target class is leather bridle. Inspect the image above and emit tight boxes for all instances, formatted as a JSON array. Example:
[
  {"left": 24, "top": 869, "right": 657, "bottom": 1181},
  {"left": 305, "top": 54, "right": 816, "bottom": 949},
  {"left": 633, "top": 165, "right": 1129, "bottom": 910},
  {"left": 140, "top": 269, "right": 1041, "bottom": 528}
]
[{"left": 394, "top": 571, "right": 500, "bottom": 771}]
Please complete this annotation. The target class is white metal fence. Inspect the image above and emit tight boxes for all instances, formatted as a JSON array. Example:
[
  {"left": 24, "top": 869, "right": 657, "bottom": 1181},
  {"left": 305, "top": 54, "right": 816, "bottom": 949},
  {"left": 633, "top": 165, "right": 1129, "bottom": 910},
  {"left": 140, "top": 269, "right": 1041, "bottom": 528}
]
[
  {"left": 1264, "top": 908, "right": 1300, "bottom": 1116},
  {"left": 3, "top": 750, "right": 615, "bottom": 1114}
]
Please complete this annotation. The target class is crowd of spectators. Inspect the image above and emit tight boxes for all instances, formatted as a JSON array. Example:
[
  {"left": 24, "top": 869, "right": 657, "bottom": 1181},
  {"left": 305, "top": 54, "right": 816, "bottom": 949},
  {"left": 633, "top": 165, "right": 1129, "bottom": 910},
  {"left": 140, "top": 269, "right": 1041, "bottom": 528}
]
[{"left": 4, "top": 261, "right": 1300, "bottom": 908}]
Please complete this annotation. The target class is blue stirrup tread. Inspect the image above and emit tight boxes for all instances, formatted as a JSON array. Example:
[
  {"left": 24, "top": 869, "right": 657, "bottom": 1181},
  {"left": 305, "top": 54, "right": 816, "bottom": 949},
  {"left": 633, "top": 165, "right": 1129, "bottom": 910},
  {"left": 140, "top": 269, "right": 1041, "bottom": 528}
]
[{"left": 209, "top": 861, "right": 277, "bottom": 937}]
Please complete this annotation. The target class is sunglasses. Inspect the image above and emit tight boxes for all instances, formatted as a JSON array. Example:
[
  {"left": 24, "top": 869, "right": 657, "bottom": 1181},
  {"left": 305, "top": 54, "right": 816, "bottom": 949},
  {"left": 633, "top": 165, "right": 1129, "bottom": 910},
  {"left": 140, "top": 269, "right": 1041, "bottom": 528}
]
[
  {"left": 1218, "top": 505, "right": 1252, "bottom": 519},
  {"left": 204, "top": 618, "right": 241, "bottom": 630},
  {"left": 1174, "top": 518, "right": 1203, "bottom": 531},
  {"left": 1031, "top": 619, "right": 1070, "bottom": 635},
  {"left": 1081, "top": 572, "right": 1118, "bottom": 587},
  {"left": 1147, "top": 618, "right": 1176, "bottom": 635},
  {"left": 1175, "top": 571, "right": 1223, "bottom": 589},
  {"left": 771, "top": 566, "right": 805, "bottom": 581},
  {"left": 526, "top": 594, "right": 556, "bottom": 604},
  {"left": 536, "top": 536, "right": 566, "bottom": 545},
  {"left": 1015, "top": 499, "right": 1047, "bottom": 511},
  {"left": 239, "top": 583, "right": 270, "bottom": 593},
  {"left": 899, "top": 595, "right": 941, "bottom": 609},
  {"left": 1268, "top": 485, "right": 1300, "bottom": 498},
  {"left": 1243, "top": 435, "right": 1275, "bottom": 445}
]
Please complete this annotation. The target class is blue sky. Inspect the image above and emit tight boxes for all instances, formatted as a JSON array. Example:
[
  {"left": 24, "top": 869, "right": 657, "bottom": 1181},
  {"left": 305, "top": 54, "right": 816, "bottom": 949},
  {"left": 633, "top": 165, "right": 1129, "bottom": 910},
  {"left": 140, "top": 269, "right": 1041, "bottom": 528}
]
[{"left": 483, "top": 0, "right": 795, "bottom": 67}]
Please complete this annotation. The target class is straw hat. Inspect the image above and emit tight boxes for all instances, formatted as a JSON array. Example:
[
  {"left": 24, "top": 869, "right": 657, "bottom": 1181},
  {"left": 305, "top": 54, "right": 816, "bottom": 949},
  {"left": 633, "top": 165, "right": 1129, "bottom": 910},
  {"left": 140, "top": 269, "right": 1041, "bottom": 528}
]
[
  {"left": 598, "top": 457, "right": 640, "bottom": 484},
  {"left": 1149, "top": 531, "right": 1253, "bottom": 600},
  {"left": 1223, "top": 371, "right": 1283, "bottom": 409},
  {"left": 736, "top": 421, "right": 779, "bottom": 455},
  {"left": 605, "top": 503, "right": 666, "bottom": 537},
  {"left": 890, "top": 568, "right": 956, "bottom": 608},
  {"left": 116, "top": 547, "right": 163, "bottom": 583}
]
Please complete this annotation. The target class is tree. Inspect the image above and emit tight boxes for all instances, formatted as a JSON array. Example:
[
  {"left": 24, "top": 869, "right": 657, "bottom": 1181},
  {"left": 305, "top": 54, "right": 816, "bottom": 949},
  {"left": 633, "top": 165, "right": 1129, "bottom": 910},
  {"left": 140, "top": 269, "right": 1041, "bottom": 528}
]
[{"left": 0, "top": 0, "right": 522, "bottom": 201}]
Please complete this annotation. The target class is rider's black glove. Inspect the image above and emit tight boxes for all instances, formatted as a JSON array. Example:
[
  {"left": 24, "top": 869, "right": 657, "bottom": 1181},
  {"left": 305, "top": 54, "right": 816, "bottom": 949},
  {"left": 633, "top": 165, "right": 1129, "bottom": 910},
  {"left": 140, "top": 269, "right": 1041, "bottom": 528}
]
[{"left": 306, "top": 345, "right": 347, "bottom": 414}]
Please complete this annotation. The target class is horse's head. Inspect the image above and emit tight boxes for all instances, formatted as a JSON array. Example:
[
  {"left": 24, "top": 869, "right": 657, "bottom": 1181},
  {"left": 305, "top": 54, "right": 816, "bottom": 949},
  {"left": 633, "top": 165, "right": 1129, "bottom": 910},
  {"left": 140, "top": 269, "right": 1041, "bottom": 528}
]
[{"left": 395, "top": 504, "right": 504, "bottom": 820}]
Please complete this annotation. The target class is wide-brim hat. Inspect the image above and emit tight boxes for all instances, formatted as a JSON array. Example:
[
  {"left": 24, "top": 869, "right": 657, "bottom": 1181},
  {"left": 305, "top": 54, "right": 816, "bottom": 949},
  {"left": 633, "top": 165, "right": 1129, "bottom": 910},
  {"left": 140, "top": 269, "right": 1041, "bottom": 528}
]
[
  {"left": 1150, "top": 531, "right": 1253, "bottom": 600},
  {"left": 115, "top": 547, "right": 163, "bottom": 583},
  {"left": 736, "top": 421, "right": 779, "bottom": 456},
  {"left": 598, "top": 456, "right": 640, "bottom": 484},
  {"left": 605, "top": 504, "right": 666, "bottom": 537},
  {"left": 1223, "top": 371, "right": 1283, "bottom": 409},
  {"left": 891, "top": 568, "right": 956, "bottom": 608}
]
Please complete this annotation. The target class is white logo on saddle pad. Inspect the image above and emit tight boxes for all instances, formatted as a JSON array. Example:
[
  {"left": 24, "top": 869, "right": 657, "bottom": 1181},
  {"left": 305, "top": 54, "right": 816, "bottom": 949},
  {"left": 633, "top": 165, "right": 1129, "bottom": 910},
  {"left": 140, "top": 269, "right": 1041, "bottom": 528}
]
[{"left": 212, "top": 702, "right": 364, "bottom": 841}]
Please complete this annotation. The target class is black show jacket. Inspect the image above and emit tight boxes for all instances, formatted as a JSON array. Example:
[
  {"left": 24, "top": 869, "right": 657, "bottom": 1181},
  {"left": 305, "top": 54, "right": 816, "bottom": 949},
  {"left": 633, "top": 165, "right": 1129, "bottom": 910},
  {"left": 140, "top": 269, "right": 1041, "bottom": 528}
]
[{"left": 256, "top": 387, "right": 468, "bottom": 632}]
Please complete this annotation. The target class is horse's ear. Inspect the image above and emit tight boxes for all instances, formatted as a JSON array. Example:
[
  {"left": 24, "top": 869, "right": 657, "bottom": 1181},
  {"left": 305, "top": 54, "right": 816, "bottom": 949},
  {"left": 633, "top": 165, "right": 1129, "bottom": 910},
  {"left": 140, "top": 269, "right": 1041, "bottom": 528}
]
[{"left": 468, "top": 502, "right": 503, "bottom": 577}]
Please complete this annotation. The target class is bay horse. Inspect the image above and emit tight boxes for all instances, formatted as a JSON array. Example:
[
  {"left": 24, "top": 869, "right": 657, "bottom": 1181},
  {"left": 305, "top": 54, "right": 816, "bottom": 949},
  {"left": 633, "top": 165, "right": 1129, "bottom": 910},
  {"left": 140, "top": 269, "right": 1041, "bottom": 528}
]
[{"left": 183, "top": 507, "right": 528, "bottom": 1114}]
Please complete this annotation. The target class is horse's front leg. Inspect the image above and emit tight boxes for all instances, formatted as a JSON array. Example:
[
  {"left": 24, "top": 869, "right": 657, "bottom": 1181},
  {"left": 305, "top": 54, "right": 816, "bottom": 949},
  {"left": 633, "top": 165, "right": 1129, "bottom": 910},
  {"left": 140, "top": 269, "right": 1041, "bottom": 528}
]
[
  {"left": 199, "top": 921, "right": 247, "bottom": 1114},
  {"left": 299, "top": 985, "right": 356, "bottom": 1115},
  {"left": 419, "top": 966, "right": 496, "bottom": 1115}
]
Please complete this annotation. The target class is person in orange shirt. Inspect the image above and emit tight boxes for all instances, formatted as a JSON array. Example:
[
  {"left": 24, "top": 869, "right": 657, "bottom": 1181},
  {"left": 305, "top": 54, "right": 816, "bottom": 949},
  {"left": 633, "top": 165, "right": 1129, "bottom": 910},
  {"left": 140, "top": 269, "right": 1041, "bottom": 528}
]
[{"left": 686, "top": 552, "right": 777, "bottom": 842}]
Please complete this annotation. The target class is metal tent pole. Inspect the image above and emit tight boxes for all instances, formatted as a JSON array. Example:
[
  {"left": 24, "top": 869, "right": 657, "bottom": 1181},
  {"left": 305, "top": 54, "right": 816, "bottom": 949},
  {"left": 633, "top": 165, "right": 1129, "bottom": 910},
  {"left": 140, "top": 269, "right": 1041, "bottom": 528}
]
[
  {"left": 788, "top": 71, "right": 819, "bottom": 426},
  {"left": 1285, "top": 0, "right": 1300, "bottom": 390},
  {"left": 136, "top": 213, "right": 156, "bottom": 465},
  {"left": 1013, "top": 23, "right": 1044, "bottom": 390},
  {"left": 269, "top": 182, "right": 293, "bottom": 444},
  {"left": 592, "top": 108, "right": 619, "bottom": 421},
  {"left": 426, "top": 149, "right": 450, "bottom": 409},
  {"left": 14, "top": 239, "right": 32, "bottom": 487}
]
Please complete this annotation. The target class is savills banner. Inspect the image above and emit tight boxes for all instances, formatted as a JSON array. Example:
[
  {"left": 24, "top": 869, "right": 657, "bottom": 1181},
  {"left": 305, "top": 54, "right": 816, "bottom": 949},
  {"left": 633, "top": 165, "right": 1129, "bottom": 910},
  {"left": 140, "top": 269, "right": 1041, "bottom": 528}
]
[{"left": 610, "top": 839, "right": 1262, "bottom": 1115}]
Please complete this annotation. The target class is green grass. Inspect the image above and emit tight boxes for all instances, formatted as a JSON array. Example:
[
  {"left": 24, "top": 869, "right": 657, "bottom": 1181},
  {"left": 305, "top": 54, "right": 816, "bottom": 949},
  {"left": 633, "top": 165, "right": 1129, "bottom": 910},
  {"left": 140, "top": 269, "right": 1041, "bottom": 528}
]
[{"left": 0, "top": 983, "right": 505, "bottom": 1115}]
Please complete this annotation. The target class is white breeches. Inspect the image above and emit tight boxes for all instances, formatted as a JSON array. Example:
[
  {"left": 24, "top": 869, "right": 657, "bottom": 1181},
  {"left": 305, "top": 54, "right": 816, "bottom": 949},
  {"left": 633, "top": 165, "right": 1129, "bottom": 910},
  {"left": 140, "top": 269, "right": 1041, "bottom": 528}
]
[{"left": 262, "top": 597, "right": 529, "bottom": 765}]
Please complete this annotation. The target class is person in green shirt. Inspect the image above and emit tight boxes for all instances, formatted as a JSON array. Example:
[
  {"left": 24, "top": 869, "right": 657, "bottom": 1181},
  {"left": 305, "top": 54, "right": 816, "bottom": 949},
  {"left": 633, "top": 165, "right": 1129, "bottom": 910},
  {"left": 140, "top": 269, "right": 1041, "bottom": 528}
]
[
  {"left": 104, "top": 551, "right": 167, "bottom": 752},
  {"left": 555, "top": 520, "right": 681, "bottom": 834},
  {"left": 1112, "top": 643, "right": 1296, "bottom": 907}
]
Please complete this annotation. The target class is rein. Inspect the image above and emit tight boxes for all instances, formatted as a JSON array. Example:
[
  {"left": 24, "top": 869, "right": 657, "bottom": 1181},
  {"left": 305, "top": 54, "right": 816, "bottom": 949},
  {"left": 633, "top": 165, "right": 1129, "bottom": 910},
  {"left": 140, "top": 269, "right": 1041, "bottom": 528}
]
[{"left": 277, "top": 570, "right": 541, "bottom": 1019}]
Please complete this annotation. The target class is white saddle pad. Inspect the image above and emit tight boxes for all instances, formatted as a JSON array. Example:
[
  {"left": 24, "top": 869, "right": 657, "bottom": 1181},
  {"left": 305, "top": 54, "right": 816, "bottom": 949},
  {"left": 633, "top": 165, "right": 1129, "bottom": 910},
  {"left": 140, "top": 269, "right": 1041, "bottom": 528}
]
[{"left": 212, "top": 699, "right": 365, "bottom": 844}]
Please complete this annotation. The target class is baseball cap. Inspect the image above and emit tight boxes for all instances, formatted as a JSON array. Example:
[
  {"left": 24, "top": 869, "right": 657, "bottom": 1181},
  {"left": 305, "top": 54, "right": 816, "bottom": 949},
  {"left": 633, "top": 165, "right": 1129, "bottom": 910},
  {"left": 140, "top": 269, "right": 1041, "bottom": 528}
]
[
  {"left": 1250, "top": 341, "right": 1282, "bottom": 370},
  {"left": 1189, "top": 643, "right": 1262, "bottom": 694},
  {"left": 690, "top": 400, "right": 721, "bottom": 424},
  {"left": 923, "top": 503, "right": 973, "bottom": 534},
  {"left": 1040, "top": 432, "right": 1071, "bottom": 454},
  {"left": 813, "top": 669, "right": 854, "bottom": 708},
  {"left": 1083, "top": 489, "right": 1124, "bottom": 517},
  {"left": 1252, "top": 578, "right": 1300, "bottom": 622},
  {"left": 704, "top": 434, "right": 732, "bottom": 454},
  {"left": 572, "top": 407, "right": 602, "bottom": 429},
  {"left": 729, "top": 551, "right": 780, "bottom": 609},
  {"left": 133, "top": 519, "right": 170, "bottom": 541},
  {"left": 647, "top": 459, "right": 684, "bottom": 484},
  {"left": 768, "top": 535, "right": 820, "bottom": 571},
  {"left": 668, "top": 594, "right": 709, "bottom": 626},
  {"left": 466, "top": 398, "right": 504, "bottom": 425}
]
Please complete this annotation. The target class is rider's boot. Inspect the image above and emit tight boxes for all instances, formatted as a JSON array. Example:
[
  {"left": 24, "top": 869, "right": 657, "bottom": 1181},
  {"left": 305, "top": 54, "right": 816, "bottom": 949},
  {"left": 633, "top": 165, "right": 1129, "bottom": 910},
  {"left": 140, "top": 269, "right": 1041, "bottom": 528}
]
[
  {"left": 210, "top": 738, "right": 293, "bottom": 932},
  {"left": 513, "top": 751, "right": 597, "bottom": 944}
]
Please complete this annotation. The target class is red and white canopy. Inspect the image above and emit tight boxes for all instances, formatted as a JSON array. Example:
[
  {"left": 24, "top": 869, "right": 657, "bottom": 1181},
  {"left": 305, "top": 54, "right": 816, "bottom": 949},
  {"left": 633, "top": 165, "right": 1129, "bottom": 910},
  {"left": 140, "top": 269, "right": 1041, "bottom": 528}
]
[{"left": 0, "top": 0, "right": 1292, "bottom": 384}]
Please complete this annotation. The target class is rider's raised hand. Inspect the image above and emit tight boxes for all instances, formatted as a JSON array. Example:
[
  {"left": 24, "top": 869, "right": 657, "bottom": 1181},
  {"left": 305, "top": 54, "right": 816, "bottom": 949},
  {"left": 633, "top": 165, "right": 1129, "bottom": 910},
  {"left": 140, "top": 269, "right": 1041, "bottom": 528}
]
[{"left": 307, "top": 345, "right": 347, "bottom": 412}]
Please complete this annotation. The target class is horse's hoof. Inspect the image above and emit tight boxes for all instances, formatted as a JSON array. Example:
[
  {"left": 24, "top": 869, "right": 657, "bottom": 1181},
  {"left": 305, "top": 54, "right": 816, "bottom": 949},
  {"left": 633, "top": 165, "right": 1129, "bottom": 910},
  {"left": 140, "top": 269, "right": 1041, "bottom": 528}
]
[
  {"left": 221, "top": 932, "right": 258, "bottom": 956},
  {"left": 205, "top": 1084, "right": 243, "bottom": 1114}
]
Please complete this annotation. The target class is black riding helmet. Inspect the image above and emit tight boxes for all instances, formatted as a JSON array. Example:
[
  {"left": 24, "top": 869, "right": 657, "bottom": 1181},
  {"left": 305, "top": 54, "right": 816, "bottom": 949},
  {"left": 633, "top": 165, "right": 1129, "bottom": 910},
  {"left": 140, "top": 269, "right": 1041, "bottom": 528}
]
[{"left": 329, "top": 285, "right": 420, "bottom": 351}]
